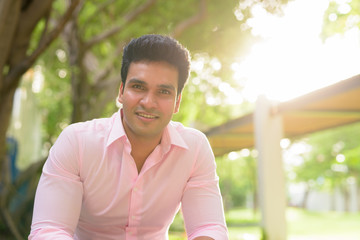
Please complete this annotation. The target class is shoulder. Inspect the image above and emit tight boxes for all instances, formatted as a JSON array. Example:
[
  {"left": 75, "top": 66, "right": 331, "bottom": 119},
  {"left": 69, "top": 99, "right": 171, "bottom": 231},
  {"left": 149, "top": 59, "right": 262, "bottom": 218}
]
[
  {"left": 70, "top": 116, "right": 113, "bottom": 133},
  {"left": 169, "top": 121, "right": 209, "bottom": 146},
  {"left": 61, "top": 116, "right": 114, "bottom": 143}
]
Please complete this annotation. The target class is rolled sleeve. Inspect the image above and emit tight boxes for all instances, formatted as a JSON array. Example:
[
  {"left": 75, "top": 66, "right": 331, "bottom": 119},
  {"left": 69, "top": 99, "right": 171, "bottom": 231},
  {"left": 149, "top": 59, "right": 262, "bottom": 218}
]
[
  {"left": 181, "top": 135, "right": 228, "bottom": 240},
  {"left": 29, "top": 125, "right": 83, "bottom": 239}
]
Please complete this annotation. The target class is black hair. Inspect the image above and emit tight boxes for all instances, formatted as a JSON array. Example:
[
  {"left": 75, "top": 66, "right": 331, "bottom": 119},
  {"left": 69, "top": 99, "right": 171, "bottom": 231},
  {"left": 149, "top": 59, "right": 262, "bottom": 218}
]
[{"left": 121, "top": 34, "right": 191, "bottom": 95}]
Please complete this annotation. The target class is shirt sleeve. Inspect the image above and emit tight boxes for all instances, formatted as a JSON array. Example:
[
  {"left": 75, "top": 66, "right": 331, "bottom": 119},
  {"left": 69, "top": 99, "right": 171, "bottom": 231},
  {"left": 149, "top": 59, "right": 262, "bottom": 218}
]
[
  {"left": 29, "top": 125, "right": 83, "bottom": 240},
  {"left": 181, "top": 133, "right": 229, "bottom": 240}
]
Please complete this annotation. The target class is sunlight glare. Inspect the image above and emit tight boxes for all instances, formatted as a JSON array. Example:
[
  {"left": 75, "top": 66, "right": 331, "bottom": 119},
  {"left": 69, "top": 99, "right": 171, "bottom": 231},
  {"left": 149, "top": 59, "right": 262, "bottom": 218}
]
[
  {"left": 228, "top": 151, "right": 240, "bottom": 161},
  {"left": 336, "top": 154, "right": 345, "bottom": 163},
  {"left": 32, "top": 66, "right": 45, "bottom": 93},
  {"left": 234, "top": 0, "right": 360, "bottom": 102},
  {"left": 240, "top": 148, "right": 250, "bottom": 157}
]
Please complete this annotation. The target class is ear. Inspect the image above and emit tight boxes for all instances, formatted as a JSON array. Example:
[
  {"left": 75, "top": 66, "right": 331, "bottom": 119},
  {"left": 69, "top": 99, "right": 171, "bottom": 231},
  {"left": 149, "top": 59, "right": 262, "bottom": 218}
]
[
  {"left": 174, "top": 94, "right": 182, "bottom": 113},
  {"left": 117, "top": 83, "right": 124, "bottom": 104}
]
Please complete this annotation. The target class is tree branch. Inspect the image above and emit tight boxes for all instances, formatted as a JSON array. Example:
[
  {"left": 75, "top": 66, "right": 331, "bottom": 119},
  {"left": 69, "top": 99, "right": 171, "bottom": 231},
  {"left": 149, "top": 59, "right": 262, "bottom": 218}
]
[
  {"left": 0, "top": 154, "right": 22, "bottom": 240},
  {"left": 5, "top": 0, "right": 81, "bottom": 91},
  {"left": 85, "top": 0, "right": 157, "bottom": 49},
  {"left": 14, "top": 157, "right": 45, "bottom": 188},
  {"left": 170, "top": 0, "right": 207, "bottom": 38},
  {"left": 90, "top": 75, "right": 121, "bottom": 118},
  {"left": 37, "top": 7, "right": 51, "bottom": 50},
  {"left": 93, "top": 73, "right": 121, "bottom": 92},
  {"left": 0, "top": 0, "right": 21, "bottom": 83},
  {"left": 2, "top": 208, "right": 23, "bottom": 240},
  {"left": 29, "top": 0, "right": 81, "bottom": 64},
  {"left": 92, "top": 41, "right": 126, "bottom": 89},
  {"left": 83, "top": 0, "right": 116, "bottom": 26},
  {"left": 7, "top": 0, "right": 55, "bottom": 67}
]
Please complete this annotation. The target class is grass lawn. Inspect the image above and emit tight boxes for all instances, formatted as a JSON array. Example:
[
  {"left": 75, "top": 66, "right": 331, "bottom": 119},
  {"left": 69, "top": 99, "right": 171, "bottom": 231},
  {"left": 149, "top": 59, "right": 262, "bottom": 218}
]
[
  {"left": 287, "top": 208, "right": 360, "bottom": 240},
  {"left": 169, "top": 207, "right": 360, "bottom": 240}
]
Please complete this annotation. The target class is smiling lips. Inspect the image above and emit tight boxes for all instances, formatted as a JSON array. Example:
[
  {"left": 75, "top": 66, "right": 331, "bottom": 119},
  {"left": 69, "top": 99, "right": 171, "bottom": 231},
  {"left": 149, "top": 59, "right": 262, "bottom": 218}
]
[{"left": 136, "top": 112, "right": 158, "bottom": 119}]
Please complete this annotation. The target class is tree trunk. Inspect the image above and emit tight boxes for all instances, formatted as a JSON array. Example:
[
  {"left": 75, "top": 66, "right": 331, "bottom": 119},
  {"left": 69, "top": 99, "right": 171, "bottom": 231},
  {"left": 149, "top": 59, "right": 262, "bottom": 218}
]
[
  {"left": 0, "top": 87, "right": 21, "bottom": 240},
  {"left": 0, "top": 0, "right": 21, "bottom": 175},
  {"left": 0, "top": 87, "right": 17, "bottom": 167},
  {"left": 63, "top": 9, "right": 91, "bottom": 123},
  {"left": 300, "top": 184, "right": 310, "bottom": 209},
  {"left": 253, "top": 189, "right": 258, "bottom": 216},
  {"left": 342, "top": 185, "right": 350, "bottom": 212},
  {"left": 0, "top": 1, "right": 80, "bottom": 238}
]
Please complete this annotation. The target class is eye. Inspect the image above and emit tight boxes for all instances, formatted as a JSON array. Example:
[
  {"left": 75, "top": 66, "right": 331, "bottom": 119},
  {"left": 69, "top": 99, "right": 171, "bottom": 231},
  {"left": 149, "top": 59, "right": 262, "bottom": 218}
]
[
  {"left": 132, "top": 84, "right": 144, "bottom": 90},
  {"left": 159, "top": 89, "right": 171, "bottom": 95}
]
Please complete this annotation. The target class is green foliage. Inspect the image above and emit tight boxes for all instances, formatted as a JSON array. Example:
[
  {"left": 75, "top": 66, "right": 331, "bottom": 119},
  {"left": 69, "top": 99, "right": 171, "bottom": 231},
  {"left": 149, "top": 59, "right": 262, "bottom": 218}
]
[
  {"left": 225, "top": 207, "right": 260, "bottom": 226},
  {"left": 291, "top": 122, "right": 360, "bottom": 194},
  {"left": 36, "top": 39, "right": 72, "bottom": 143},
  {"left": 169, "top": 211, "right": 185, "bottom": 233},
  {"left": 217, "top": 152, "right": 257, "bottom": 210},
  {"left": 322, "top": 0, "right": 360, "bottom": 39},
  {"left": 173, "top": 53, "right": 248, "bottom": 129}
]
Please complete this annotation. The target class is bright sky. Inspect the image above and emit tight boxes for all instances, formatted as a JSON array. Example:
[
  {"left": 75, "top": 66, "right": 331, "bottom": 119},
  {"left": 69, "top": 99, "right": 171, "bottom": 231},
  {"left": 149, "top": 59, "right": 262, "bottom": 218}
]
[{"left": 233, "top": 0, "right": 360, "bottom": 102}]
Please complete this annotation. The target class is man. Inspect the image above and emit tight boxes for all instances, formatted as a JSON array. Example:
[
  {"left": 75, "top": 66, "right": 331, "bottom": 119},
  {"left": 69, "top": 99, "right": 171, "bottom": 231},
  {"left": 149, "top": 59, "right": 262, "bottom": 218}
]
[{"left": 29, "top": 34, "right": 228, "bottom": 240}]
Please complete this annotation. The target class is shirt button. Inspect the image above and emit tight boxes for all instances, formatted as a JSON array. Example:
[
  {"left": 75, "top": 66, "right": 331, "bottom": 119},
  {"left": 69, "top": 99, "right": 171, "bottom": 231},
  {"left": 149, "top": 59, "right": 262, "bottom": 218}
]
[
  {"left": 133, "top": 187, "right": 138, "bottom": 192},
  {"left": 132, "top": 215, "right": 136, "bottom": 219}
]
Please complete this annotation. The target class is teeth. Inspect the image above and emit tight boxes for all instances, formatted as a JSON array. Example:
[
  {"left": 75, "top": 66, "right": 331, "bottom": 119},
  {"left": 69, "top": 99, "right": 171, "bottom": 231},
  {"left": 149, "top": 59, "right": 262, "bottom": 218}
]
[{"left": 138, "top": 113, "right": 156, "bottom": 119}]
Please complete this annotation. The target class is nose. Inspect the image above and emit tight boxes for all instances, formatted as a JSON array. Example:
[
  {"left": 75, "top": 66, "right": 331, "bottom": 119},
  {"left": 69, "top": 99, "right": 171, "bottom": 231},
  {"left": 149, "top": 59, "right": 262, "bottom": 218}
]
[{"left": 140, "top": 92, "right": 157, "bottom": 109}]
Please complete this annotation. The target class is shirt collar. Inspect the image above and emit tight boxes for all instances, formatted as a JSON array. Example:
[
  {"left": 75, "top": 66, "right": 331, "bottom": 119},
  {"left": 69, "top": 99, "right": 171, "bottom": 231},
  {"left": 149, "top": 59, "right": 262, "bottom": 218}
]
[
  {"left": 106, "top": 109, "right": 127, "bottom": 147},
  {"left": 162, "top": 121, "right": 189, "bottom": 150}
]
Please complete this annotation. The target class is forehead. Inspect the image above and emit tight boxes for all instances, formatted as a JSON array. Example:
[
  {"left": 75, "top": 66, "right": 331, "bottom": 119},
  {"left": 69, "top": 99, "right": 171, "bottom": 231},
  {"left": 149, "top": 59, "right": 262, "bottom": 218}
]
[{"left": 126, "top": 61, "right": 179, "bottom": 85}]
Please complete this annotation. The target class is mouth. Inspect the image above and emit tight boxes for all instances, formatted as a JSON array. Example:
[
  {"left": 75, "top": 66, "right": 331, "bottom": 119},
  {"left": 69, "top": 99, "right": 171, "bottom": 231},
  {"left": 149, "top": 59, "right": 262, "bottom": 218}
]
[{"left": 136, "top": 112, "right": 158, "bottom": 119}]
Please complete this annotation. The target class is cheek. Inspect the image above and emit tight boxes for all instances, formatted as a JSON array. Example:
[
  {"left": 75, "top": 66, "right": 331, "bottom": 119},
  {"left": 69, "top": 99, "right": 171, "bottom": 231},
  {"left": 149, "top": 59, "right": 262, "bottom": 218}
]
[
  {"left": 121, "top": 92, "right": 140, "bottom": 104},
  {"left": 160, "top": 100, "right": 179, "bottom": 114}
]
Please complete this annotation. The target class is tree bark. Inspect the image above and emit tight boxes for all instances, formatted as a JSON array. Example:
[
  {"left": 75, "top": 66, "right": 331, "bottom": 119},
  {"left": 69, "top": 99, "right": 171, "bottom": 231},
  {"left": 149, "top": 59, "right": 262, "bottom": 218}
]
[
  {"left": 64, "top": 12, "right": 88, "bottom": 123},
  {"left": 0, "top": 0, "right": 21, "bottom": 75}
]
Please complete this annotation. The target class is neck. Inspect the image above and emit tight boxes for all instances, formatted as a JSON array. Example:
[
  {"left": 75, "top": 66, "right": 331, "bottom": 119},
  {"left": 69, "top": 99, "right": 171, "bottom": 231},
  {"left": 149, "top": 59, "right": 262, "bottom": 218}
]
[
  {"left": 127, "top": 134, "right": 162, "bottom": 173},
  {"left": 128, "top": 133, "right": 162, "bottom": 152}
]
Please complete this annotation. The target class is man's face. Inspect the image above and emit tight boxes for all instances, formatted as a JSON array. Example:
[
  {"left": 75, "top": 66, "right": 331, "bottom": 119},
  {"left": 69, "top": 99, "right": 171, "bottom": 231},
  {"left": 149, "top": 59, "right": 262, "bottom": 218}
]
[{"left": 118, "top": 61, "right": 181, "bottom": 141}]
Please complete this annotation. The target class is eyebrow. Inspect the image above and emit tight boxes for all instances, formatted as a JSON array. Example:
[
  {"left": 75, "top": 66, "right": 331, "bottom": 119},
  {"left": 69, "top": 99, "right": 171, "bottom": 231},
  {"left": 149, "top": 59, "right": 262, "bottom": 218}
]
[
  {"left": 158, "top": 84, "right": 176, "bottom": 92},
  {"left": 127, "top": 78, "right": 176, "bottom": 91},
  {"left": 127, "top": 78, "right": 146, "bottom": 85}
]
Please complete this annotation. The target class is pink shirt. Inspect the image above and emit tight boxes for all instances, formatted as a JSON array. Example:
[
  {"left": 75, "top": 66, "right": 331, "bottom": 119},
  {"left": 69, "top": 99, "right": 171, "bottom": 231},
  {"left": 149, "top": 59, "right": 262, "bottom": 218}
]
[{"left": 29, "top": 110, "right": 228, "bottom": 240}]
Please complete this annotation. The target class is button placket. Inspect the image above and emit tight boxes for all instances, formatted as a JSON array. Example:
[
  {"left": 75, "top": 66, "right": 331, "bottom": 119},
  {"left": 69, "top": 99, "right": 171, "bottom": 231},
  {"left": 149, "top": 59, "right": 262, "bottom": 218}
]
[{"left": 128, "top": 178, "right": 142, "bottom": 227}]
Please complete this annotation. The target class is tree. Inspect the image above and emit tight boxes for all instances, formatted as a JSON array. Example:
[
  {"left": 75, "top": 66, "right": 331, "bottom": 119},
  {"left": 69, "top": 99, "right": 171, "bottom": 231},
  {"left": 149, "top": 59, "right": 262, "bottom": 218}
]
[
  {"left": 49, "top": 0, "right": 250, "bottom": 124},
  {"left": 291, "top": 123, "right": 360, "bottom": 211},
  {"left": 217, "top": 150, "right": 258, "bottom": 213},
  {"left": 37, "top": 0, "right": 291, "bottom": 139},
  {"left": 305, "top": 0, "right": 360, "bottom": 211},
  {"left": 0, "top": 1, "right": 81, "bottom": 239}
]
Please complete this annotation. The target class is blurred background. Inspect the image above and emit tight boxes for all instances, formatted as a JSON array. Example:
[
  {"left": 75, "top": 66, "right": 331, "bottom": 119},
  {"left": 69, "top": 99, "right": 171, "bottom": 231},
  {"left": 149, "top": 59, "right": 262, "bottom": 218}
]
[{"left": 1, "top": 0, "right": 359, "bottom": 239}]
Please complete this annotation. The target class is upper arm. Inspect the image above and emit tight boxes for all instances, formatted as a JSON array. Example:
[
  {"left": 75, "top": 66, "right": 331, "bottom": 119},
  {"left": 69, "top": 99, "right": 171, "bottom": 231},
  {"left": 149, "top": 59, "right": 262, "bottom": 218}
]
[
  {"left": 30, "top": 126, "right": 83, "bottom": 239},
  {"left": 181, "top": 134, "right": 228, "bottom": 240}
]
